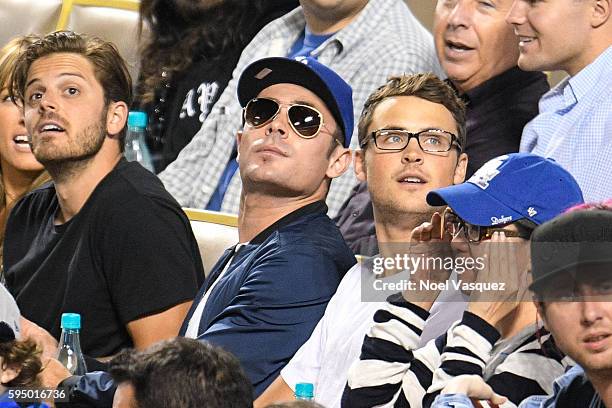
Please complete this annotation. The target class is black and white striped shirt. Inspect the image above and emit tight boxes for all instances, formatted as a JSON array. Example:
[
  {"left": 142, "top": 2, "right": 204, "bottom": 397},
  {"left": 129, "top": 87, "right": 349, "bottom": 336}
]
[{"left": 343, "top": 294, "right": 570, "bottom": 408}]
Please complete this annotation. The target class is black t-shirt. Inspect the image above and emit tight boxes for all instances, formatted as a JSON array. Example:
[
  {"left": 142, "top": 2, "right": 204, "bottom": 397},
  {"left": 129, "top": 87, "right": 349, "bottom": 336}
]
[{"left": 4, "top": 159, "right": 204, "bottom": 357}]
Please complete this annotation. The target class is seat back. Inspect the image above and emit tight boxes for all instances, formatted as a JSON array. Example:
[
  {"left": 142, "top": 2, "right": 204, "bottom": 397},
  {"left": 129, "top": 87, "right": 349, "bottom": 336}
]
[
  {"left": 0, "top": 0, "right": 141, "bottom": 81},
  {"left": 183, "top": 209, "right": 239, "bottom": 277},
  {"left": 0, "top": 0, "right": 62, "bottom": 47},
  {"left": 56, "top": 0, "right": 141, "bottom": 80}
]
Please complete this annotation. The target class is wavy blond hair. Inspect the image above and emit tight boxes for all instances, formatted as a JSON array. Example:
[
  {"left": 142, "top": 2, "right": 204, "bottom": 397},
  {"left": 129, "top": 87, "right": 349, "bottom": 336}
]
[{"left": 0, "top": 36, "right": 51, "bottom": 279}]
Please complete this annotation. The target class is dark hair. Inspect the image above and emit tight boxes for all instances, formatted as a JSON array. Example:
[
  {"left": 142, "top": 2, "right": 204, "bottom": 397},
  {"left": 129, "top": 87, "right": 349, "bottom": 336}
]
[
  {"left": 109, "top": 338, "right": 253, "bottom": 408},
  {"left": 10, "top": 31, "right": 133, "bottom": 148},
  {"left": 0, "top": 338, "right": 43, "bottom": 388},
  {"left": 137, "top": 0, "right": 268, "bottom": 105},
  {"left": 358, "top": 73, "right": 466, "bottom": 150}
]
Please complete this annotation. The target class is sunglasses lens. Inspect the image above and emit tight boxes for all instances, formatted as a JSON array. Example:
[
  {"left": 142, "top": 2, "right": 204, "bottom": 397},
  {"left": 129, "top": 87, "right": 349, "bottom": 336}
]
[
  {"left": 288, "top": 105, "right": 322, "bottom": 137},
  {"left": 245, "top": 98, "right": 279, "bottom": 127},
  {"left": 444, "top": 210, "right": 460, "bottom": 236},
  {"left": 466, "top": 224, "right": 482, "bottom": 242}
]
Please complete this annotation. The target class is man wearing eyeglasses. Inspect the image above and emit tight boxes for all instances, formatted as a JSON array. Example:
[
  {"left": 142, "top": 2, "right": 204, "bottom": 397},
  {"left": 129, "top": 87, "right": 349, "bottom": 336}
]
[
  {"left": 256, "top": 73, "right": 469, "bottom": 408},
  {"left": 343, "top": 153, "right": 585, "bottom": 407}
]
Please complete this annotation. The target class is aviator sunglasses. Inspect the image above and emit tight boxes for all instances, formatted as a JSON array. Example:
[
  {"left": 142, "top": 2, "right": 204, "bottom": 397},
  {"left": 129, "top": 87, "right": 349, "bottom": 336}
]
[{"left": 243, "top": 97, "right": 335, "bottom": 140}]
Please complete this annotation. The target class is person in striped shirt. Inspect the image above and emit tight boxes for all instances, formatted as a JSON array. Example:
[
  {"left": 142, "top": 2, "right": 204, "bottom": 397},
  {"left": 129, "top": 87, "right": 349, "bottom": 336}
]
[
  {"left": 342, "top": 153, "right": 584, "bottom": 408},
  {"left": 431, "top": 202, "right": 612, "bottom": 408}
]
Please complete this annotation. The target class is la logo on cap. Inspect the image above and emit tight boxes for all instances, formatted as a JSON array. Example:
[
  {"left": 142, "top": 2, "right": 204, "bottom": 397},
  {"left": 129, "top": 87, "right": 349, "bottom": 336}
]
[{"left": 469, "top": 155, "right": 509, "bottom": 190}]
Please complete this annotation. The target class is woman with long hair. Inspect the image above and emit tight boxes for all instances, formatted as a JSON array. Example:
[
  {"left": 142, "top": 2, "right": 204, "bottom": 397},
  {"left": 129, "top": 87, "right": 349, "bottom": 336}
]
[
  {"left": 136, "top": 0, "right": 298, "bottom": 172},
  {"left": 0, "top": 36, "right": 50, "bottom": 283}
]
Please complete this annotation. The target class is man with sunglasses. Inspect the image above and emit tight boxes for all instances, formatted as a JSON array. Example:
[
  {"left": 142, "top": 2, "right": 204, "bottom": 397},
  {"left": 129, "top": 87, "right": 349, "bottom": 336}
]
[
  {"left": 343, "top": 153, "right": 584, "bottom": 407},
  {"left": 256, "top": 73, "right": 470, "bottom": 408},
  {"left": 176, "top": 56, "right": 355, "bottom": 398}
]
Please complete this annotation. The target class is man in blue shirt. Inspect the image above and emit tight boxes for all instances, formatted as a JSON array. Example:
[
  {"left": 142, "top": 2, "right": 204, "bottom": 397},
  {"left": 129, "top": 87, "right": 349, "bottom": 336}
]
[{"left": 507, "top": 0, "right": 612, "bottom": 202}]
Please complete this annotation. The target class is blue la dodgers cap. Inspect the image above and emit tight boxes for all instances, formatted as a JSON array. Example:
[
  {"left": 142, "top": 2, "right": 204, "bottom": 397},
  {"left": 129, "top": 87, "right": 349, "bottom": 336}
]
[
  {"left": 237, "top": 56, "right": 354, "bottom": 148},
  {"left": 426, "top": 153, "right": 585, "bottom": 226}
]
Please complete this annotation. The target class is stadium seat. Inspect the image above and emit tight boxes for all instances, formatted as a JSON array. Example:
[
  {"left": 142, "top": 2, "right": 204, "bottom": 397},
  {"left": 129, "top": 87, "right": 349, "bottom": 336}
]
[{"left": 183, "top": 208, "right": 239, "bottom": 277}]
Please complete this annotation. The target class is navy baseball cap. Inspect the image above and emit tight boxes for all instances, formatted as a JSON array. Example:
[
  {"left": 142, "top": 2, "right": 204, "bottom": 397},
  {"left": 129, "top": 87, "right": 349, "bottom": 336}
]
[
  {"left": 427, "top": 153, "right": 584, "bottom": 226},
  {"left": 237, "top": 56, "right": 354, "bottom": 148},
  {"left": 530, "top": 208, "right": 612, "bottom": 291}
]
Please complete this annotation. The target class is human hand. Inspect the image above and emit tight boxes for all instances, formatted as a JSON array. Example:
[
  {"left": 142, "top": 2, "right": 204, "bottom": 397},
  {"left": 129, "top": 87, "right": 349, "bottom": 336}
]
[
  {"left": 466, "top": 232, "right": 530, "bottom": 330},
  {"left": 403, "top": 212, "right": 453, "bottom": 309},
  {"left": 20, "top": 317, "right": 58, "bottom": 359},
  {"left": 442, "top": 375, "right": 507, "bottom": 408},
  {"left": 40, "top": 356, "right": 72, "bottom": 389}
]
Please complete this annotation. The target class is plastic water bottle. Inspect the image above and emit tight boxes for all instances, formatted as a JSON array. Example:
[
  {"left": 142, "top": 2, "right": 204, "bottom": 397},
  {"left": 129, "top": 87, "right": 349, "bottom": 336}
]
[
  {"left": 295, "top": 383, "right": 314, "bottom": 401},
  {"left": 56, "top": 313, "right": 87, "bottom": 375},
  {"left": 125, "top": 111, "right": 154, "bottom": 172}
]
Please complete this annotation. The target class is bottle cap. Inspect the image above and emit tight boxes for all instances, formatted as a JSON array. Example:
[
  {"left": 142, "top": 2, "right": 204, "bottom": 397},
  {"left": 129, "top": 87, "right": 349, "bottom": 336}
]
[
  {"left": 128, "top": 111, "right": 148, "bottom": 128},
  {"left": 61, "top": 313, "right": 81, "bottom": 330},
  {"left": 295, "top": 383, "right": 314, "bottom": 399}
]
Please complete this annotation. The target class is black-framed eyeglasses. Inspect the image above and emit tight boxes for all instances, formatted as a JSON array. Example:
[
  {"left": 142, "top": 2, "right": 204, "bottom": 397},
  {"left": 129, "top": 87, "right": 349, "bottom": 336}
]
[
  {"left": 443, "top": 207, "right": 533, "bottom": 243},
  {"left": 362, "top": 128, "right": 462, "bottom": 153},
  {"left": 243, "top": 97, "right": 337, "bottom": 141}
]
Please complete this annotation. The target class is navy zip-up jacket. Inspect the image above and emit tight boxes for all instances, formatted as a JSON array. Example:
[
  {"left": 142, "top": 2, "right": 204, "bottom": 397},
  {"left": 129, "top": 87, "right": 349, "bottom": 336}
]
[{"left": 59, "top": 201, "right": 355, "bottom": 405}]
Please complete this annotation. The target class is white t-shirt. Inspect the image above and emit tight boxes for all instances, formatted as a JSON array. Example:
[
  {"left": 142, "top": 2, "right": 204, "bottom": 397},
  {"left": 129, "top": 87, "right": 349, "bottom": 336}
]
[
  {"left": 281, "top": 262, "right": 468, "bottom": 408},
  {"left": 184, "top": 244, "right": 246, "bottom": 339},
  {"left": 281, "top": 262, "right": 381, "bottom": 408}
]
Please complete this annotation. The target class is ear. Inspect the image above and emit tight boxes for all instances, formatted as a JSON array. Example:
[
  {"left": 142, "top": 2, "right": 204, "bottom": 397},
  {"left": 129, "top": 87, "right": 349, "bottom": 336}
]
[
  {"left": 326, "top": 146, "right": 352, "bottom": 179},
  {"left": 236, "top": 131, "right": 243, "bottom": 163},
  {"left": 453, "top": 152, "right": 468, "bottom": 185},
  {"left": 0, "top": 362, "right": 21, "bottom": 385},
  {"left": 106, "top": 101, "right": 129, "bottom": 137},
  {"left": 533, "top": 299, "right": 548, "bottom": 329},
  {"left": 591, "top": 0, "right": 611, "bottom": 28},
  {"left": 354, "top": 149, "right": 367, "bottom": 182}
]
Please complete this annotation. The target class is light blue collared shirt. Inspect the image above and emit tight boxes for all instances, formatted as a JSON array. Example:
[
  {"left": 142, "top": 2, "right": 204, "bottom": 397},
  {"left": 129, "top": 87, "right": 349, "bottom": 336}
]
[{"left": 520, "top": 46, "right": 612, "bottom": 202}]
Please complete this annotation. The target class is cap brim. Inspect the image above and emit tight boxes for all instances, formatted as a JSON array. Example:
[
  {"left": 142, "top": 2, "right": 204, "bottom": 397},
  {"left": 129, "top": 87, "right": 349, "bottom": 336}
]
[
  {"left": 427, "top": 182, "right": 524, "bottom": 226},
  {"left": 237, "top": 57, "right": 346, "bottom": 146}
]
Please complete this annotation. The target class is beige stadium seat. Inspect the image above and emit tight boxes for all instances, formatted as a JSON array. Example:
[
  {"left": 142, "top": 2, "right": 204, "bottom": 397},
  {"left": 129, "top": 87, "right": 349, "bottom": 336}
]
[
  {"left": 1, "top": 0, "right": 141, "bottom": 81},
  {"left": 183, "top": 208, "right": 239, "bottom": 277},
  {"left": 56, "top": 0, "right": 141, "bottom": 80},
  {"left": 0, "top": 0, "right": 62, "bottom": 47}
]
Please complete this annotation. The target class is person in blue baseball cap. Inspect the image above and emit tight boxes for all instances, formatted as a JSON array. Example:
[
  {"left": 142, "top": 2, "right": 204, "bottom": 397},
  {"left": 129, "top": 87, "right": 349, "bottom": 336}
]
[
  {"left": 176, "top": 55, "right": 356, "bottom": 396},
  {"left": 427, "top": 152, "right": 584, "bottom": 229},
  {"left": 342, "top": 153, "right": 585, "bottom": 408}
]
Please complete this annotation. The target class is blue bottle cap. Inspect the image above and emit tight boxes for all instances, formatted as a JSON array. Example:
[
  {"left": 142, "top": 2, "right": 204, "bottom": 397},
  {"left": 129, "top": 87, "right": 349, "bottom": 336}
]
[
  {"left": 128, "top": 111, "right": 148, "bottom": 128},
  {"left": 61, "top": 313, "right": 81, "bottom": 330},
  {"left": 295, "top": 383, "right": 314, "bottom": 399}
]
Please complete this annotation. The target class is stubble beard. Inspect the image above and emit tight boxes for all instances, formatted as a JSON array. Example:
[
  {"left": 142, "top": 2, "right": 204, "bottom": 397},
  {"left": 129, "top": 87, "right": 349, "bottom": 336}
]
[{"left": 33, "top": 114, "right": 107, "bottom": 183}]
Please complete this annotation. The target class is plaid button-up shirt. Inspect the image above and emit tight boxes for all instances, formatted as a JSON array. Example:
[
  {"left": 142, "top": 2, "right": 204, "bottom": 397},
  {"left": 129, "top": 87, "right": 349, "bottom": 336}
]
[{"left": 159, "top": 0, "right": 442, "bottom": 216}]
